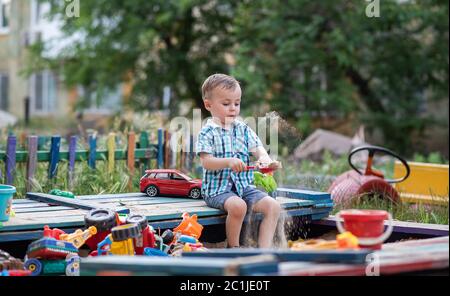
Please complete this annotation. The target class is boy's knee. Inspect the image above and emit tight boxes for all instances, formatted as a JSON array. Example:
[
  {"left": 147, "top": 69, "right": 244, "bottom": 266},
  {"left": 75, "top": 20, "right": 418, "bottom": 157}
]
[
  {"left": 225, "top": 198, "right": 247, "bottom": 217},
  {"left": 267, "top": 198, "right": 281, "bottom": 216}
]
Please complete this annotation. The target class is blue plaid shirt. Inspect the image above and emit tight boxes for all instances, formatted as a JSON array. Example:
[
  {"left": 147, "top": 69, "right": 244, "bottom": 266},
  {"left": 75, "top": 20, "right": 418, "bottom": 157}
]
[{"left": 196, "top": 119, "right": 263, "bottom": 199}]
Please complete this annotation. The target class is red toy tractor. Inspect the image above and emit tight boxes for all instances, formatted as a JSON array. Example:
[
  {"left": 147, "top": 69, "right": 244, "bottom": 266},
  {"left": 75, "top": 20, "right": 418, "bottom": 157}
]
[{"left": 328, "top": 146, "right": 410, "bottom": 205}]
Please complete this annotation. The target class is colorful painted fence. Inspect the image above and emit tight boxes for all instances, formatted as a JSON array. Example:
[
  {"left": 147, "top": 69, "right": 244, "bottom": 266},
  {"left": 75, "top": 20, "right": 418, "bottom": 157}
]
[{"left": 0, "top": 129, "right": 196, "bottom": 190}]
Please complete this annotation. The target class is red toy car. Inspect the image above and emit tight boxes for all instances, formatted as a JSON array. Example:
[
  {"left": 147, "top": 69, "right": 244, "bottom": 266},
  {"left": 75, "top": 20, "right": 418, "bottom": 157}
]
[{"left": 140, "top": 169, "right": 203, "bottom": 199}]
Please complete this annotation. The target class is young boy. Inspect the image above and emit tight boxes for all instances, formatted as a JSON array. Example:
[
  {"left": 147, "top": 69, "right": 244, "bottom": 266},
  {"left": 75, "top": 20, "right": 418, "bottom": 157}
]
[{"left": 196, "top": 73, "right": 282, "bottom": 248}]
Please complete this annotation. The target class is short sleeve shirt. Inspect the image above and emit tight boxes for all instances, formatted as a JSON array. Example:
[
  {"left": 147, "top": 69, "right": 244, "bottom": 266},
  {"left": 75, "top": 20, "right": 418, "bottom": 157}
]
[{"left": 196, "top": 119, "right": 263, "bottom": 198}]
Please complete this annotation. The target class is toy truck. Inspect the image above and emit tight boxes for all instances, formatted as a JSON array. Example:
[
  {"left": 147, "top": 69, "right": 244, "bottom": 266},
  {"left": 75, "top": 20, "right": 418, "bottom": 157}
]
[{"left": 24, "top": 234, "right": 80, "bottom": 276}]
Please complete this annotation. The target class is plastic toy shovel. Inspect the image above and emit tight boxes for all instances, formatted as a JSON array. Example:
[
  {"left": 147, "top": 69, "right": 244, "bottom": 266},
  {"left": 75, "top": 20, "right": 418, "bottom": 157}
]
[{"left": 246, "top": 166, "right": 276, "bottom": 174}]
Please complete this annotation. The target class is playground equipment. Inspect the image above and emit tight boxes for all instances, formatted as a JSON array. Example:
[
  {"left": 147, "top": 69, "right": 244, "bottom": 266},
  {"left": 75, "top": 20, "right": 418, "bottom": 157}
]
[
  {"left": 393, "top": 161, "right": 449, "bottom": 205},
  {"left": 328, "top": 145, "right": 410, "bottom": 205}
]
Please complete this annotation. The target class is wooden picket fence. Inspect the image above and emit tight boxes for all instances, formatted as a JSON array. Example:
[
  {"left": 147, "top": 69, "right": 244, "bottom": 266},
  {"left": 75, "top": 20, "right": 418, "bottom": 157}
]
[{"left": 0, "top": 128, "right": 196, "bottom": 190}]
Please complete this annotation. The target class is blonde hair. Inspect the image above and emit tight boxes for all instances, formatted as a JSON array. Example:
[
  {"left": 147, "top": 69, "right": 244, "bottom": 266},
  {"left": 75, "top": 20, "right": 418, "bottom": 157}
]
[{"left": 201, "top": 73, "right": 240, "bottom": 100}]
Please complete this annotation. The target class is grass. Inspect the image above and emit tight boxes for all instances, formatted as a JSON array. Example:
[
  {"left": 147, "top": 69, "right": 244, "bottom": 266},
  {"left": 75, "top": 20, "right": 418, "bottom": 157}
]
[
  {"left": 333, "top": 197, "right": 449, "bottom": 225},
  {"left": 4, "top": 159, "right": 154, "bottom": 198}
]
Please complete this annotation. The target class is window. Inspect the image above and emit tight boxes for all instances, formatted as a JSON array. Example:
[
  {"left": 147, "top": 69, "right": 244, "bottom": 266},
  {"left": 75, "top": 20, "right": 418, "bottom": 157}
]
[
  {"left": 0, "top": 73, "right": 8, "bottom": 111},
  {"left": 156, "top": 173, "right": 170, "bottom": 180},
  {"left": 30, "top": 70, "right": 57, "bottom": 114},
  {"left": 0, "top": 0, "right": 10, "bottom": 33},
  {"left": 78, "top": 85, "right": 122, "bottom": 114},
  {"left": 171, "top": 173, "right": 185, "bottom": 181}
]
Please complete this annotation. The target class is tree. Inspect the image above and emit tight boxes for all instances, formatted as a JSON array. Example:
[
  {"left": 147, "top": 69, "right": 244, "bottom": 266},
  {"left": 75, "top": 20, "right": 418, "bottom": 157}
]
[
  {"left": 231, "top": 0, "right": 449, "bottom": 154},
  {"left": 30, "top": 0, "right": 239, "bottom": 116}
]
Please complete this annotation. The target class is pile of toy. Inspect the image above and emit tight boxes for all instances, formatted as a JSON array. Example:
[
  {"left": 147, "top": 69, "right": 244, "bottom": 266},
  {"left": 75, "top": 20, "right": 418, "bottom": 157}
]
[
  {"left": 1, "top": 209, "right": 208, "bottom": 276},
  {"left": 83, "top": 209, "right": 207, "bottom": 258}
]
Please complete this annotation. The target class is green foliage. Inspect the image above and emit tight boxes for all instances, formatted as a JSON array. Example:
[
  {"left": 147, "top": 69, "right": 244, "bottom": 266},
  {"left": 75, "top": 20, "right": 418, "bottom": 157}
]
[
  {"left": 413, "top": 151, "right": 449, "bottom": 164},
  {"left": 333, "top": 196, "right": 449, "bottom": 225},
  {"left": 6, "top": 159, "right": 147, "bottom": 198},
  {"left": 232, "top": 0, "right": 449, "bottom": 154},
  {"left": 28, "top": 0, "right": 448, "bottom": 155},
  {"left": 30, "top": 0, "right": 239, "bottom": 115}
]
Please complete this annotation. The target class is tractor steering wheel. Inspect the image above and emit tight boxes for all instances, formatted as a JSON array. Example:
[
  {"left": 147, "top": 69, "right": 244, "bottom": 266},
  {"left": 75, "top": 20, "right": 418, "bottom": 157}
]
[{"left": 348, "top": 145, "right": 410, "bottom": 184}]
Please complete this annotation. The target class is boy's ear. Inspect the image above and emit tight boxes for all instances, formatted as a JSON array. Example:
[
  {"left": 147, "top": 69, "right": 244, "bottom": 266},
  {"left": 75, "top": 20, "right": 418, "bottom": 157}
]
[{"left": 203, "top": 99, "right": 212, "bottom": 111}]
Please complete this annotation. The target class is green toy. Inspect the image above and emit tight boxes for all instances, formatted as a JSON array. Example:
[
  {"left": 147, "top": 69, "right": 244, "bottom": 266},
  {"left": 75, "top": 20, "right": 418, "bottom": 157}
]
[
  {"left": 48, "top": 189, "right": 75, "bottom": 199},
  {"left": 254, "top": 171, "right": 278, "bottom": 194}
]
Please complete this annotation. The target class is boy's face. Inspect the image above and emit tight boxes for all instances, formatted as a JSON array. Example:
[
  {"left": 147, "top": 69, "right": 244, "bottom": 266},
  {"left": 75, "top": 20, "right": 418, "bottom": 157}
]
[{"left": 204, "top": 85, "right": 241, "bottom": 126}]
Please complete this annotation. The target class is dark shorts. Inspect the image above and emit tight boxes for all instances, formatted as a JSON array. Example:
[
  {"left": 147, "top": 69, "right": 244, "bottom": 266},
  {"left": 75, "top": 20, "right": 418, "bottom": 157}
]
[{"left": 204, "top": 180, "right": 268, "bottom": 211}]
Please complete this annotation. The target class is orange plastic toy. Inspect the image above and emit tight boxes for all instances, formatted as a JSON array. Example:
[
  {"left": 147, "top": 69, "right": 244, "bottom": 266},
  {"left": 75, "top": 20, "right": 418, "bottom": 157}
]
[
  {"left": 173, "top": 212, "right": 203, "bottom": 239},
  {"left": 336, "top": 231, "right": 359, "bottom": 249}
]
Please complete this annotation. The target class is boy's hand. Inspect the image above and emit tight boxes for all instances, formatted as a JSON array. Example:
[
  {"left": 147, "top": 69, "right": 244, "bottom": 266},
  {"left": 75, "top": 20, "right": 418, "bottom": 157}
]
[
  {"left": 228, "top": 158, "right": 247, "bottom": 172},
  {"left": 256, "top": 160, "right": 282, "bottom": 170}
]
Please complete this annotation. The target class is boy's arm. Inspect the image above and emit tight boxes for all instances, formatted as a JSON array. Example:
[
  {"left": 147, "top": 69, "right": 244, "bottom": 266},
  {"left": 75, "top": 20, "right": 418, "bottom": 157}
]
[
  {"left": 250, "top": 146, "right": 282, "bottom": 169},
  {"left": 200, "top": 153, "right": 247, "bottom": 172},
  {"left": 247, "top": 126, "right": 281, "bottom": 169}
]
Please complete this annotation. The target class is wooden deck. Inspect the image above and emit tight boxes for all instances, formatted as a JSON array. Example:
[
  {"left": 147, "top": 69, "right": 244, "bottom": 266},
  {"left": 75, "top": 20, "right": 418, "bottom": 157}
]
[
  {"left": 279, "top": 236, "right": 449, "bottom": 276},
  {"left": 0, "top": 188, "right": 333, "bottom": 243},
  {"left": 79, "top": 236, "right": 449, "bottom": 276}
]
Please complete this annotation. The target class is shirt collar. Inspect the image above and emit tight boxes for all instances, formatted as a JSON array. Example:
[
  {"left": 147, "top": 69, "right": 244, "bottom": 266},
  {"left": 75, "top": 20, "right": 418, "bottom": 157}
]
[{"left": 205, "top": 118, "right": 242, "bottom": 130}]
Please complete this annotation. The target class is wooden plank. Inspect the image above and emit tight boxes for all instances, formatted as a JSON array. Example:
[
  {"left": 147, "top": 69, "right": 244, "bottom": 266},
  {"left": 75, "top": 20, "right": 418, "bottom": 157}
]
[
  {"left": 11, "top": 199, "right": 40, "bottom": 204},
  {"left": 183, "top": 248, "right": 373, "bottom": 264},
  {"left": 25, "top": 192, "right": 128, "bottom": 213},
  {"left": 157, "top": 129, "right": 164, "bottom": 168},
  {"left": 48, "top": 135, "right": 61, "bottom": 179},
  {"left": 88, "top": 134, "right": 97, "bottom": 169},
  {"left": 76, "top": 192, "right": 149, "bottom": 200},
  {"left": 276, "top": 188, "right": 332, "bottom": 201},
  {"left": 107, "top": 133, "right": 115, "bottom": 173},
  {"left": 5, "top": 135, "right": 16, "bottom": 185},
  {"left": 26, "top": 136, "right": 38, "bottom": 191},
  {"left": 13, "top": 206, "right": 74, "bottom": 213},
  {"left": 12, "top": 209, "right": 87, "bottom": 219},
  {"left": 139, "top": 131, "right": 150, "bottom": 175},
  {"left": 80, "top": 255, "right": 279, "bottom": 276},
  {"left": 164, "top": 130, "right": 169, "bottom": 168},
  {"left": 68, "top": 135, "right": 77, "bottom": 189},
  {"left": 127, "top": 131, "right": 136, "bottom": 190},
  {"left": 12, "top": 202, "right": 53, "bottom": 208}
]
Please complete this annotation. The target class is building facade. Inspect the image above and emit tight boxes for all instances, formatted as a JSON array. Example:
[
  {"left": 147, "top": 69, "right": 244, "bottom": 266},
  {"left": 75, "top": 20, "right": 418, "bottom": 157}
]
[{"left": 0, "top": 0, "right": 123, "bottom": 120}]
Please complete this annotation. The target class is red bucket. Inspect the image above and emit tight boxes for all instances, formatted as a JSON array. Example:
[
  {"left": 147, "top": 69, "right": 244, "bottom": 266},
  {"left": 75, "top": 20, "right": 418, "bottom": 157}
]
[{"left": 336, "top": 209, "right": 393, "bottom": 250}]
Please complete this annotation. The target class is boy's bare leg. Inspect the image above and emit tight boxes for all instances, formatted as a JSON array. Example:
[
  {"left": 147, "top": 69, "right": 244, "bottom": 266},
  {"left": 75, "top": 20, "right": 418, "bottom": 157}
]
[
  {"left": 252, "top": 196, "right": 281, "bottom": 248},
  {"left": 224, "top": 196, "right": 248, "bottom": 247}
]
